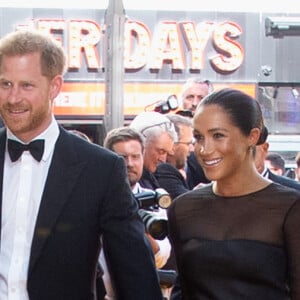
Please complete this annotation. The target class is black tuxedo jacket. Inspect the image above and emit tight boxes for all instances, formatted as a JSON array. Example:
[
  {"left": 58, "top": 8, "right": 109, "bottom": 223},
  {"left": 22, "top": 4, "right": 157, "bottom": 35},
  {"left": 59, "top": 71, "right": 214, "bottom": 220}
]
[{"left": 0, "top": 126, "right": 162, "bottom": 300}]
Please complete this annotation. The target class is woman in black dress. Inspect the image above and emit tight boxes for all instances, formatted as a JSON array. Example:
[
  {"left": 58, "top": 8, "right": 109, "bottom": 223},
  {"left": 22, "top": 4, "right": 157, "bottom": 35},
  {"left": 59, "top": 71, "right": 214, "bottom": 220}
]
[{"left": 168, "top": 88, "right": 300, "bottom": 299}]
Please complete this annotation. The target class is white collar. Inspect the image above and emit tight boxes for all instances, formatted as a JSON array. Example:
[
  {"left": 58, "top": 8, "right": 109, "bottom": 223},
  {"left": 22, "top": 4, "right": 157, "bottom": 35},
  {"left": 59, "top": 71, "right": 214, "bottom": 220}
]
[
  {"left": 261, "top": 167, "right": 269, "bottom": 178},
  {"left": 7, "top": 116, "right": 59, "bottom": 161}
]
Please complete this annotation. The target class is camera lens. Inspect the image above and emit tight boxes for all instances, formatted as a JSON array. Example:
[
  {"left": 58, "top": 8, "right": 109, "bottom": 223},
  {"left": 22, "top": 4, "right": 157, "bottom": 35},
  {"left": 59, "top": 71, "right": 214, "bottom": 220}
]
[
  {"left": 155, "top": 188, "right": 172, "bottom": 208},
  {"left": 138, "top": 209, "right": 168, "bottom": 240}
]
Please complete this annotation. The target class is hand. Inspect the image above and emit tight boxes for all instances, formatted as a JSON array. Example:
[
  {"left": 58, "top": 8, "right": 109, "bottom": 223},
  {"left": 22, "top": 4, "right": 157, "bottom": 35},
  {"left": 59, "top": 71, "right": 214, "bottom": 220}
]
[{"left": 145, "top": 233, "right": 160, "bottom": 254}]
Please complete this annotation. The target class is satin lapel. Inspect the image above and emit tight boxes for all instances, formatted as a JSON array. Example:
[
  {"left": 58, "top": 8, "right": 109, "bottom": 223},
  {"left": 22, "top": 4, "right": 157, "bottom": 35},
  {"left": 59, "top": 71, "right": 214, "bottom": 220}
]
[
  {"left": 0, "top": 128, "right": 6, "bottom": 238},
  {"left": 28, "top": 129, "right": 86, "bottom": 275}
]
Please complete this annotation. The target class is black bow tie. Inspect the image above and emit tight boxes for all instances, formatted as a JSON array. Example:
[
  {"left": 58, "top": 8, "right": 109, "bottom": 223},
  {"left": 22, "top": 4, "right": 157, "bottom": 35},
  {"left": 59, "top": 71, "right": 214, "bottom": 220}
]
[{"left": 7, "top": 139, "right": 45, "bottom": 162}]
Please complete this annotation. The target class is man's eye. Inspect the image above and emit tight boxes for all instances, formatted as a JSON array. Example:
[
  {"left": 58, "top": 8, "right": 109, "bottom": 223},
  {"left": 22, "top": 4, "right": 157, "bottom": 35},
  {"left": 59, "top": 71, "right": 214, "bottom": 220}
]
[
  {"left": 186, "top": 95, "right": 194, "bottom": 100},
  {"left": 22, "top": 83, "right": 33, "bottom": 89},
  {"left": 157, "top": 149, "right": 167, "bottom": 155},
  {"left": 0, "top": 81, "right": 12, "bottom": 89}
]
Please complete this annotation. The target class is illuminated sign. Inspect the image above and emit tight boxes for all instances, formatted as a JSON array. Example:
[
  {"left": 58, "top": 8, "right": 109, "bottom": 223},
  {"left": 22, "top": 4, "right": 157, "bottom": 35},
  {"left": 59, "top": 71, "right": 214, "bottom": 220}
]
[
  {"left": 14, "top": 16, "right": 248, "bottom": 117},
  {"left": 19, "top": 18, "right": 244, "bottom": 74},
  {"left": 54, "top": 82, "right": 255, "bottom": 116}
]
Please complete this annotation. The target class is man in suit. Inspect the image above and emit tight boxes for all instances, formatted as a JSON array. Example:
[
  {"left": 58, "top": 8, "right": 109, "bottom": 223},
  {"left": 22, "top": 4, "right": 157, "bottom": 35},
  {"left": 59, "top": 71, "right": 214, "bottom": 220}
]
[
  {"left": 129, "top": 111, "right": 178, "bottom": 190},
  {"left": 254, "top": 138, "right": 300, "bottom": 191},
  {"left": 265, "top": 152, "right": 286, "bottom": 176},
  {"left": 178, "top": 78, "right": 212, "bottom": 189},
  {"left": 154, "top": 114, "right": 193, "bottom": 200},
  {"left": 0, "top": 29, "right": 162, "bottom": 300}
]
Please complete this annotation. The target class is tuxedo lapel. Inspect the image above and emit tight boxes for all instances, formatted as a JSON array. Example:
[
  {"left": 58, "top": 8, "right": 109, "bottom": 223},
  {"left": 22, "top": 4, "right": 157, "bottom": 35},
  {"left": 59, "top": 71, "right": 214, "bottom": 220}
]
[{"left": 28, "top": 128, "right": 86, "bottom": 275}]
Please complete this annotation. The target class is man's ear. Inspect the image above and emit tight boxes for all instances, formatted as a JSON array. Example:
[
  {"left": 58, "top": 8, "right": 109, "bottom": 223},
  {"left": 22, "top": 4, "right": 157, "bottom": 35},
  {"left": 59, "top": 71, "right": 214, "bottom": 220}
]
[
  {"left": 262, "top": 142, "right": 269, "bottom": 153},
  {"left": 49, "top": 75, "right": 63, "bottom": 101}
]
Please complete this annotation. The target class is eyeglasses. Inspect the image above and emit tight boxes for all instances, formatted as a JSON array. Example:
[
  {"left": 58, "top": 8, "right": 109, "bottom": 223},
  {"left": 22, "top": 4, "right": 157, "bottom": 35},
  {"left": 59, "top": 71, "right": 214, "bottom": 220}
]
[
  {"left": 140, "top": 121, "right": 173, "bottom": 137},
  {"left": 175, "top": 139, "right": 195, "bottom": 146}
]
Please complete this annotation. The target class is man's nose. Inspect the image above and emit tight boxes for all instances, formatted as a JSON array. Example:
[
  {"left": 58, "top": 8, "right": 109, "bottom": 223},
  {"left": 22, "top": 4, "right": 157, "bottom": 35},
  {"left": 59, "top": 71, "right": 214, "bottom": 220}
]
[{"left": 8, "top": 86, "right": 22, "bottom": 104}]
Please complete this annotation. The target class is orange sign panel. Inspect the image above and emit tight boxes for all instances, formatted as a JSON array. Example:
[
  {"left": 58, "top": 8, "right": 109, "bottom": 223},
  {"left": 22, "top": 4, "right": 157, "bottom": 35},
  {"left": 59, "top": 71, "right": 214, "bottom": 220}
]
[{"left": 54, "top": 82, "right": 256, "bottom": 117}]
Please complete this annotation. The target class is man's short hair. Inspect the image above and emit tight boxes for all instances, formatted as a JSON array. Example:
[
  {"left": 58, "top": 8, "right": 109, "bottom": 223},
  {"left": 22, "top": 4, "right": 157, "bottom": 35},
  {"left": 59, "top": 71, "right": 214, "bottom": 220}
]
[
  {"left": 129, "top": 111, "right": 177, "bottom": 143},
  {"left": 104, "top": 126, "right": 145, "bottom": 152},
  {"left": 166, "top": 114, "right": 192, "bottom": 137},
  {"left": 266, "top": 152, "right": 285, "bottom": 172},
  {"left": 181, "top": 78, "right": 213, "bottom": 96}
]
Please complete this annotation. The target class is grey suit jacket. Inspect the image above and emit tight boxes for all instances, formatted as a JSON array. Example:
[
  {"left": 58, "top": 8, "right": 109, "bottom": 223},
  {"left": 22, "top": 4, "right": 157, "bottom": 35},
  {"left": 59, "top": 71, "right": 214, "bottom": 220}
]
[{"left": 0, "top": 126, "right": 162, "bottom": 300}]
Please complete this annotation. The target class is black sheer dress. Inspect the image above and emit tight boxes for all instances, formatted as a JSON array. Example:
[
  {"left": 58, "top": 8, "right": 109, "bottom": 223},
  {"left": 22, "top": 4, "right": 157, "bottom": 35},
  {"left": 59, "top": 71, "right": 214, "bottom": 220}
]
[{"left": 168, "top": 183, "right": 300, "bottom": 300}]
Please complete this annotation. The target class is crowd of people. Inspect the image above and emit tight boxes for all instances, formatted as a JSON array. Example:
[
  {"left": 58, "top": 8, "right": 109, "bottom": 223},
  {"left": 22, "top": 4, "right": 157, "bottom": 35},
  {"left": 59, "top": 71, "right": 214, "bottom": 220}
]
[{"left": 0, "top": 28, "right": 300, "bottom": 300}]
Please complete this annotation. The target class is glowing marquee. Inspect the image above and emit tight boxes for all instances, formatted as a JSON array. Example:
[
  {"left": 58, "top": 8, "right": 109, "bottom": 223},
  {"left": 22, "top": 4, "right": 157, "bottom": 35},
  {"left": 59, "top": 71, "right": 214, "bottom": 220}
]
[{"left": 25, "top": 18, "right": 244, "bottom": 73}]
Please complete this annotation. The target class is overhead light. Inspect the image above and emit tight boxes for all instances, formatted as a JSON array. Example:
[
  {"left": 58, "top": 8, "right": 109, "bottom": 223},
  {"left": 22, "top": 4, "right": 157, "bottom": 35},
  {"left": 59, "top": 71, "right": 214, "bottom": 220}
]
[
  {"left": 265, "top": 17, "right": 300, "bottom": 37},
  {"left": 261, "top": 65, "right": 272, "bottom": 76},
  {"left": 292, "top": 88, "right": 299, "bottom": 99}
]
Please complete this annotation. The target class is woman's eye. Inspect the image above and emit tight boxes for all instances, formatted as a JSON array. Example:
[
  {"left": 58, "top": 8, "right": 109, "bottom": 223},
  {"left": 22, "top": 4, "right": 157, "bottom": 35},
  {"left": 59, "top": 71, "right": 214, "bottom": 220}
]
[
  {"left": 213, "top": 132, "right": 224, "bottom": 139},
  {"left": 193, "top": 134, "right": 204, "bottom": 142}
]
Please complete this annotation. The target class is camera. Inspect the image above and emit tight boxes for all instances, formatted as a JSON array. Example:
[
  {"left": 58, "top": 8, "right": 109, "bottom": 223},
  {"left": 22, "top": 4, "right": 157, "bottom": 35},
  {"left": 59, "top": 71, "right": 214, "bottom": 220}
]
[
  {"left": 134, "top": 188, "right": 172, "bottom": 209},
  {"left": 144, "top": 94, "right": 179, "bottom": 114},
  {"left": 134, "top": 188, "right": 172, "bottom": 240}
]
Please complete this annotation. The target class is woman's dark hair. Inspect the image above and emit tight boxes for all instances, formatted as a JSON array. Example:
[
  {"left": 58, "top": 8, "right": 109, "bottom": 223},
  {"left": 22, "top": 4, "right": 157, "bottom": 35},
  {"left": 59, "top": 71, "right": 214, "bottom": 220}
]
[{"left": 196, "top": 88, "right": 267, "bottom": 145}]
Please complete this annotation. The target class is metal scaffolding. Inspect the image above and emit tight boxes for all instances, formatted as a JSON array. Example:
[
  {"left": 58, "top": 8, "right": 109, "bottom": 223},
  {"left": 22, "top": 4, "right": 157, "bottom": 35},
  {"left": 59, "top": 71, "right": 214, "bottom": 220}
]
[{"left": 103, "top": 0, "right": 125, "bottom": 134}]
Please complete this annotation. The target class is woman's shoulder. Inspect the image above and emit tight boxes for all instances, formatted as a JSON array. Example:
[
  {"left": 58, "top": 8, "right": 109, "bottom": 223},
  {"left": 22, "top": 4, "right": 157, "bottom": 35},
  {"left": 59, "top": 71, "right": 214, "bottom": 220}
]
[
  {"left": 267, "top": 182, "right": 300, "bottom": 198},
  {"left": 171, "top": 183, "right": 213, "bottom": 205}
]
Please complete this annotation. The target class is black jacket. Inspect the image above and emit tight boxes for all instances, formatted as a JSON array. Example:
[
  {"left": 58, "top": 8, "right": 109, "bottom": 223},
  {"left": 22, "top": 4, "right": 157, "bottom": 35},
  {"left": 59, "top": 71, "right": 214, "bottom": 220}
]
[
  {"left": 155, "top": 163, "right": 189, "bottom": 200},
  {"left": 0, "top": 127, "right": 163, "bottom": 300}
]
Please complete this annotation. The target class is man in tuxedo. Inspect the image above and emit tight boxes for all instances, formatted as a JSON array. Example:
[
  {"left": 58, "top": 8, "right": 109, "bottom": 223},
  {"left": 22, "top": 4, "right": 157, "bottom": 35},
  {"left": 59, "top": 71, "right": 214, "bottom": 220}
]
[{"left": 0, "top": 29, "right": 162, "bottom": 300}]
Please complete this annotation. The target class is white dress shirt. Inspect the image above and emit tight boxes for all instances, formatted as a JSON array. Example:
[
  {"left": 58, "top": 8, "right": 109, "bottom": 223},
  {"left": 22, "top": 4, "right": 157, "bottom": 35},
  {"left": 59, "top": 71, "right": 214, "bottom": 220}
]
[
  {"left": 261, "top": 167, "right": 269, "bottom": 178},
  {"left": 0, "top": 117, "right": 59, "bottom": 300}
]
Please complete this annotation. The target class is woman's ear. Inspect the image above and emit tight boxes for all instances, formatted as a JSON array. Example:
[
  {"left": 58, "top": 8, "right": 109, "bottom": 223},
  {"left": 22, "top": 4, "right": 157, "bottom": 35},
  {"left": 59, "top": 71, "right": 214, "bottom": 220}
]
[{"left": 248, "top": 127, "right": 261, "bottom": 147}]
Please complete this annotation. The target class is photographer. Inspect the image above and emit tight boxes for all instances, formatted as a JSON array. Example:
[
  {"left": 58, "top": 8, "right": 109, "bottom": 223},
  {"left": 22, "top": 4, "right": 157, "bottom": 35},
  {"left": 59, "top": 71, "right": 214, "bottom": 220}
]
[
  {"left": 101, "top": 126, "right": 171, "bottom": 299},
  {"left": 129, "top": 111, "right": 178, "bottom": 190}
]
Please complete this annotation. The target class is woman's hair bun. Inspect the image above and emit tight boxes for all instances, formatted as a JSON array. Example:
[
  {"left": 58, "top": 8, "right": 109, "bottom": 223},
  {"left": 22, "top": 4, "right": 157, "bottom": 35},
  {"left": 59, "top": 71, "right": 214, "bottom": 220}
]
[{"left": 257, "top": 125, "right": 268, "bottom": 145}]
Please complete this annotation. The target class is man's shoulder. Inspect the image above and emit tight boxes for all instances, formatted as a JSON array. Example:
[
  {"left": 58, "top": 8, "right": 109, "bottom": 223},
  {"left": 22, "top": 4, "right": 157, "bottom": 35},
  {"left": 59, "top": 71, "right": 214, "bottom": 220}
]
[
  {"left": 268, "top": 170, "right": 300, "bottom": 191},
  {"left": 155, "top": 162, "right": 179, "bottom": 174},
  {"left": 60, "top": 128, "right": 120, "bottom": 162}
]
